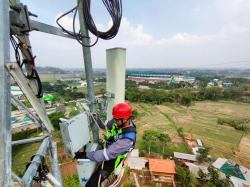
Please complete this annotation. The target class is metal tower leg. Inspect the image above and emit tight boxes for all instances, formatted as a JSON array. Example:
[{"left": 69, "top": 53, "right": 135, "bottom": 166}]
[
  {"left": 0, "top": 0, "right": 12, "bottom": 186},
  {"left": 78, "top": 0, "right": 99, "bottom": 143}
]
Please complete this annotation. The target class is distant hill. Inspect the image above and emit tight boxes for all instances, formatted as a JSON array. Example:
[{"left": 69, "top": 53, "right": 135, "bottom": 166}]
[{"left": 36, "top": 66, "right": 66, "bottom": 74}]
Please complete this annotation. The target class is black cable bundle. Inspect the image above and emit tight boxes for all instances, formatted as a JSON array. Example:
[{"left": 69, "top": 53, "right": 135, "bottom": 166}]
[
  {"left": 56, "top": 0, "right": 122, "bottom": 47},
  {"left": 82, "top": 0, "right": 122, "bottom": 40},
  {"left": 10, "top": 35, "right": 43, "bottom": 98}
]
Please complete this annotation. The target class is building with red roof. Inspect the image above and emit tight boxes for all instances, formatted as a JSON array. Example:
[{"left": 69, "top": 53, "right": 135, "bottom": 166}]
[{"left": 148, "top": 158, "right": 176, "bottom": 186}]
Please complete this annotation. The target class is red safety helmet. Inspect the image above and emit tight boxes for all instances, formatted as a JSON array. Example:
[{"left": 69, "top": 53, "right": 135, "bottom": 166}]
[{"left": 112, "top": 103, "right": 132, "bottom": 119}]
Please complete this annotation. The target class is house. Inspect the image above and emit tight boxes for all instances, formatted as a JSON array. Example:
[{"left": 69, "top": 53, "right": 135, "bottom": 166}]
[
  {"left": 148, "top": 158, "right": 176, "bottom": 185},
  {"left": 127, "top": 157, "right": 148, "bottom": 170},
  {"left": 174, "top": 152, "right": 197, "bottom": 163},
  {"left": 126, "top": 149, "right": 148, "bottom": 170},
  {"left": 223, "top": 82, "right": 233, "bottom": 88},
  {"left": 207, "top": 82, "right": 214, "bottom": 87},
  {"left": 212, "top": 158, "right": 250, "bottom": 185},
  {"left": 130, "top": 149, "right": 139, "bottom": 157}
]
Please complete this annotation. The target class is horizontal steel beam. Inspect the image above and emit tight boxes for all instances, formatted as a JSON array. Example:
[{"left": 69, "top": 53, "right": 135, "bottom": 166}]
[
  {"left": 30, "top": 20, "right": 75, "bottom": 39},
  {"left": 12, "top": 134, "right": 49, "bottom": 146},
  {"left": 22, "top": 137, "right": 49, "bottom": 187}
]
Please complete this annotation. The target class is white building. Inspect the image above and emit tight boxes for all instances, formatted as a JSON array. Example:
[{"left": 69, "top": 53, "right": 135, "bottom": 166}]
[
  {"left": 127, "top": 157, "right": 148, "bottom": 170},
  {"left": 174, "top": 152, "right": 197, "bottom": 162},
  {"left": 126, "top": 149, "right": 148, "bottom": 170},
  {"left": 212, "top": 158, "right": 250, "bottom": 186}
]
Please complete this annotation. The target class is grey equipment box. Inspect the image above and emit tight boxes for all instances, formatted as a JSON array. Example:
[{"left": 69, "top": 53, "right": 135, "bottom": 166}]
[
  {"left": 77, "top": 143, "right": 98, "bottom": 186},
  {"left": 59, "top": 112, "right": 90, "bottom": 157}
]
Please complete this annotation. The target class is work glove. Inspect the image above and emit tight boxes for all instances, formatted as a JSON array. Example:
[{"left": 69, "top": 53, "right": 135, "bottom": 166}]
[{"left": 74, "top": 151, "right": 87, "bottom": 159}]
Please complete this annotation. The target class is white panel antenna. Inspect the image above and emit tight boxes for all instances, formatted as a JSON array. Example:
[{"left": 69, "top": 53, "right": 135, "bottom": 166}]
[{"left": 59, "top": 112, "right": 90, "bottom": 156}]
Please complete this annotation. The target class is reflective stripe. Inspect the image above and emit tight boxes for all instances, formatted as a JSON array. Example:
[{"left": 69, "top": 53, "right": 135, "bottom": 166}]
[
  {"left": 103, "top": 148, "right": 109, "bottom": 160},
  {"left": 115, "top": 153, "right": 128, "bottom": 169},
  {"left": 105, "top": 122, "right": 136, "bottom": 169}
]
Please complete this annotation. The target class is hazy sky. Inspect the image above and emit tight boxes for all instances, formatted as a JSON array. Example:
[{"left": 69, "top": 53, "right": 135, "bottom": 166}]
[{"left": 15, "top": 0, "right": 250, "bottom": 69}]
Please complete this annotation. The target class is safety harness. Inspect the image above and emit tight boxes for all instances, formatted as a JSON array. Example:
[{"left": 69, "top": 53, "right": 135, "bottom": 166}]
[{"left": 105, "top": 122, "right": 136, "bottom": 169}]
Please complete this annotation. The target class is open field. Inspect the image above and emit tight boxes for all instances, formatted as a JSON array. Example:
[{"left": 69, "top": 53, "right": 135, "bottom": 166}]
[
  {"left": 40, "top": 74, "right": 73, "bottom": 82},
  {"left": 131, "top": 101, "right": 250, "bottom": 167},
  {"left": 12, "top": 100, "right": 250, "bottom": 177}
]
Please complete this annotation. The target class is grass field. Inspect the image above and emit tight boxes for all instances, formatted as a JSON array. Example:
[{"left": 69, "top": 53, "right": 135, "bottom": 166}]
[
  {"left": 12, "top": 100, "right": 250, "bottom": 177},
  {"left": 131, "top": 101, "right": 250, "bottom": 167}
]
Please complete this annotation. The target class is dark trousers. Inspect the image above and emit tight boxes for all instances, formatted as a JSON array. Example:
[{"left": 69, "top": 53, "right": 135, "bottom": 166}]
[{"left": 86, "top": 159, "right": 116, "bottom": 187}]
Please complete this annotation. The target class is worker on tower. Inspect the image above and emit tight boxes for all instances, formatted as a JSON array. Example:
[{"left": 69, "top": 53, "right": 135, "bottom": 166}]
[{"left": 75, "top": 102, "right": 137, "bottom": 187}]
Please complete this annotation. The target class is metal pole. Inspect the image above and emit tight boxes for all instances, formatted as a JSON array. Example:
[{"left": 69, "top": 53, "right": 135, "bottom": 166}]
[
  {"left": 11, "top": 94, "right": 41, "bottom": 124},
  {"left": 0, "top": 0, "right": 12, "bottom": 186},
  {"left": 49, "top": 140, "right": 62, "bottom": 186},
  {"left": 77, "top": 0, "right": 98, "bottom": 143},
  {"left": 12, "top": 134, "right": 49, "bottom": 146},
  {"left": 22, "top": 137, "right": 50, "bottom": 187}
]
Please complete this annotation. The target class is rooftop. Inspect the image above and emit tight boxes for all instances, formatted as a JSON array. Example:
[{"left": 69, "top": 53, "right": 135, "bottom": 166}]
[
  {"left": 148, "top": 159, "right": 175, "bottom": 174},
  {"left": 127, "top": 157, "right": 148, "bottom": 170},
  {"left": 174, "top": 152, "right": 197, "bottom": 162},
  {"left": 230, "top": 176, "right": 250, "bottom": 187},
  {"left": 212, "top": 158, "right": 227, "bottom": 169},
  {"left": 213, "top": 158, "right": 250, "bottom": 182}
]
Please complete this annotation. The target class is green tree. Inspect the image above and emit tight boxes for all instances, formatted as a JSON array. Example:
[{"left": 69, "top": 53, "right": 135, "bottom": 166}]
[
  {"left": 176, "top": 166, "right": 197, "bottom": 187},
  {"left": 177, "top": 127, "right": 184, "bottom": 138},
  {"left": 207, "top": 166, "right": 221, "bottom": 187},
  {"left": 142, "top": 130, "right": 159, "bottom": 153},
  {"left": 69, "top": 109, "right": 80, "bottom": 118},
  {"left": 142, "top": 130, "right": 170, "bottom": 154},
  {"left": 48, "top": 112, "right": 65, "bottom": 130},
  {"left": 206, "top": 166, "right": 231, "bottom": 187},
  {"left": 132, "top": 109, "right": 139, "bottom": 119},
  {"left": 198, "top": 168, "right": 207, "bottom": 181},
  {"left": 158, "top": 132, "right": 171, "bottom": 154},
  {"left": 125, "top": 80, "right": 137, "bottom": 88},
  {"left": 197, "top": 147, "right": 211, "bottom": 163},
  {"left": 180, "top": 95, "right": 192, "bottom": 106}
]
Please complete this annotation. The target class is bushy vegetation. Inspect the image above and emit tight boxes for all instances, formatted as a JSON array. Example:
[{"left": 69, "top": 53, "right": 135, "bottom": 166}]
[
  {"left": 132, "top": 109, "right": 139, "bottom": 119},
  {"left": 176, "top": 166, "right": 197, "bottom": 187},
  {"left": 12, "top": 128, "right": 41, "bottom": 141},
  {"left": 48, "top": 112, "right": 66, "bottom": 130},
  {"left": 64, "top": 175, "right": 80, "bottom": 187},
  {"left": 197, "top": 147, "right": 211, "bottom": 163},
  {"left": 42, "top": 81, "right": 85, "bottom": 102},
  {"left": 176, "top": 165, "right": 232, "bottom": 187},
  {"left": 218, "top": 117, "right": 250, "bottom": 131},
  {"left": 126, "top": 86, "right": 247, "bottom": 106},
  {"left": 139, "top": 129, "right": 189, "bottom": 157}
]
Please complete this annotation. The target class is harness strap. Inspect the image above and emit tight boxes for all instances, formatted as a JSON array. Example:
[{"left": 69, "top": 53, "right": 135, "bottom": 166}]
[{"left": 121, "top": 126, "right": 136, "bottom": 134}]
